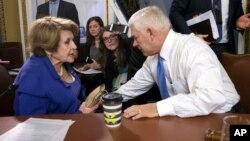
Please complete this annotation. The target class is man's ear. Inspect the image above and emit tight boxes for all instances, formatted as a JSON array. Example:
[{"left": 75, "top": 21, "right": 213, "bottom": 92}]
[{"left": 146, "top": 27, "right": 155, "bottom": 41}]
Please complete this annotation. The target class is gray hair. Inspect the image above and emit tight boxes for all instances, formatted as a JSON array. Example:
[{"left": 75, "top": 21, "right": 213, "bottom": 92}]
[{"left": 128, "top": 6, "right": 171, "bottom": 32}]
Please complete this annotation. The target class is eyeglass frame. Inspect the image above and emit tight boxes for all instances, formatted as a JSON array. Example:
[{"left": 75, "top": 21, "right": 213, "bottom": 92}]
[{"left": 102, "top": 34, "right": 118, "bottom": 43}]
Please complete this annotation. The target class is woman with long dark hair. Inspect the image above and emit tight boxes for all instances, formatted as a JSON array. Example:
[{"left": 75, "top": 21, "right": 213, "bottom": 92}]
[
  {"left": 99, "top": 26, "right": 131, "bottom": 91},
  {"left": 79, "top": 16, "right": 104, "bottom": 70}
]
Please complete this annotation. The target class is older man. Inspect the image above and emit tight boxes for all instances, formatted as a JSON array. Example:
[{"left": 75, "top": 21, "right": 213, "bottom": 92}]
[{"left": 115, "top": 6, "right": 240, "bottom": 119}]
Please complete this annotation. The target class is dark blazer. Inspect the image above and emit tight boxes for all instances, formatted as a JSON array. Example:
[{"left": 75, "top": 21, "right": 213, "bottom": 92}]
[
  {"left": 169, "top": 0, "right": 244, "bottom": 53},
  {"left": 75, "top": 43, "right": 90, "bottom": 63},
  {"left": 36, "top": 0, "right": 80, "bottom": 47}
]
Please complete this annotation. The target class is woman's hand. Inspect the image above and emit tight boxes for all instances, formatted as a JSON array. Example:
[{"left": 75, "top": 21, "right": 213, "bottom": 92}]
[
  {"left": 88, "top": 59, "right": 101, "bottom": 70},
  {"left": 79, "top": 102, "right": 99, "bottom": 114},
  {"left": 78, "top": 64, "right": 89, "bottom": 71}
]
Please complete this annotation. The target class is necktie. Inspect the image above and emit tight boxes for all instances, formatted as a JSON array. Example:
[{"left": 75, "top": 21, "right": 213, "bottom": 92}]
[
  {"left": 51, "top": 2, "right": 57, "bottom": 17},
  {"left": 157, "top": 55, "right": 169, "bottom": 99},
  {"left": 212, "top": 0, "right": 222, "bottom": 42}
]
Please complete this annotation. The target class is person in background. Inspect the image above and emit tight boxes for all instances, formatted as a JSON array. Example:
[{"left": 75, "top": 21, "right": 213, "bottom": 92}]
[
  {"left": 36, "top": 0, "right": 80, "bottom": 49},
  {"left": 76, "top": 16, "right": 105, "bottom": 96},
  {"left": 117, "top": 0, "right": 140, "bottom": 20},
  {"left": 115, "top": 6, "right": 240, "bottom": 120},
  {"left": 78, "top": 16, "right": 104, "bottom": 71},
  {"left": 14, "top": 17, "right": 97, "bottom": 115},
  {"left": 138, "top": 0, "right": 170, "bottom": 15},
  {"left": 99, "top": 26, "right": 131, "bottom": 92},
  {"left": 169, "top": 0, "right": 250, "bottom": 58}
]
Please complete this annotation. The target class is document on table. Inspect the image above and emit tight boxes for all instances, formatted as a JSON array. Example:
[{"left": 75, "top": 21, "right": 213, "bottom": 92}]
[
  {"left": 8, "top": 68, "right": 21, "bottom": 75},
  {"left": 74, "top": 67, "right": 102, "bottom": 74},
  {"left": 186, "top": 10, "right": 219, "bottom": 42},
  {"left": 0, "top": 118, "right": 75, "bottom": 141}
]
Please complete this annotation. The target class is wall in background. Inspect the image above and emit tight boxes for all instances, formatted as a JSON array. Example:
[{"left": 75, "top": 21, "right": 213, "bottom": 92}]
[
  {"left": 3, "top": 0, "right": 21, "bottom": 42},
  {"left": 0, "top": 0, "right": 5, "bottom": 42}
]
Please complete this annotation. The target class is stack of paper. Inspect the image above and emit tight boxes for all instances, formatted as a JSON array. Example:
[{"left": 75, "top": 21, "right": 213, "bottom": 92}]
[
  {"left": 0, "top": 118, "right": 75, "bottom": 141},
  {"left": 74, "top": 67, "right": 102, "bottom": 74},
  {"left": 186, "top": 10, "right": 219, "bottom": 42}
]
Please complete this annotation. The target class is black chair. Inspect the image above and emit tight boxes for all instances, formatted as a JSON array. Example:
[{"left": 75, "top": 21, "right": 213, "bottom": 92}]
[
  {"left": 0, "top": 65, "right": 15, "bottom": 116},
  {"left": 0, "top": 42, "right": 24, "bottom": 69}
]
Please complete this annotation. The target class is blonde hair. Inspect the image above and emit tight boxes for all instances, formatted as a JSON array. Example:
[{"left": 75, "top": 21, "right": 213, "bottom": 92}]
[
  {"left": 128, "top": 6, "right": 171, "bottom": 32},
  {"left": 28, "top": 16, "right": 79, "bottom": 56}
]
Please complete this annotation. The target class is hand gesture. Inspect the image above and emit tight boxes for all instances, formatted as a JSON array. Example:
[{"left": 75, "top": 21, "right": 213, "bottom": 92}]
[{"left": 236, "top": 13, "right": 250, "bottom": 30}]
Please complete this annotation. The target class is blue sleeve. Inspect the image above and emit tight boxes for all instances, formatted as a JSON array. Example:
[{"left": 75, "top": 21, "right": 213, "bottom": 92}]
[
  {"left": 15, "top": 92, "right": 48, "bottom": 115},
  {"left": 14, "top": 69, "right": 48, "bottom": 115}
]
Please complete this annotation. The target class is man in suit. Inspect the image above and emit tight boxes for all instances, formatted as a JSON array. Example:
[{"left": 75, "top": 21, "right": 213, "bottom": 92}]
[
  {"left": 138, "top": 0, "right": 170, "bottom": 15},
  {"left": 36, "top": 0, "right": 80, "bottom": 48},
  {"left": 169, "top": 0, "right": 250, "bottom": 58}
]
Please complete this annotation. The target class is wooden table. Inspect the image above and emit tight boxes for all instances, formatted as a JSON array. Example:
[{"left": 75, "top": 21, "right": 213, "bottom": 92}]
[{"left": 0, "top": 113, "right": 248, "bottom": 141}]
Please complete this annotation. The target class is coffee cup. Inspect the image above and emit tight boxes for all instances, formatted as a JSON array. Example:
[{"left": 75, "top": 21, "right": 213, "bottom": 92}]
[{"left": 102, "top": 93, "right": 123, "bottom": 128}]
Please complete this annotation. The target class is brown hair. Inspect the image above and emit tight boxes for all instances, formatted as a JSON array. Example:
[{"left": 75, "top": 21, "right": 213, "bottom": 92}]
[
  {"left": 86, "top": 16, "right": 104, "bottom": 46},
  {"left": 99, "top": 25, "right": 130, "bottom": 70},
  {"left": 28, "top": 16, "right": 79, "bottom": 56}
]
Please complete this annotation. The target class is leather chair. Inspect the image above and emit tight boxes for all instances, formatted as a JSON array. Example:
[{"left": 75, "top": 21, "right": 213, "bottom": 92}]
[
  {"left": 0, "top": 42, "right": 23, "bottom": 69},
  {"left": 220, "top": 53, "right": 250, "bottom": 113},
  {"left": 0, "top": 65, "right": 15, "bottom": 116}
]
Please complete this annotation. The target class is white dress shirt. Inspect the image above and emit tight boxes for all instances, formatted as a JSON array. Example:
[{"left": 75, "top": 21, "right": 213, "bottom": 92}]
[{"left": 116, "top": 29, "right": 239, "bottom": 118}]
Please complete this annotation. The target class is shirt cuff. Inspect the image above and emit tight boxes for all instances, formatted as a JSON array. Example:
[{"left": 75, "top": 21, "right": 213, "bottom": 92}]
[
  {"left": 156, "top": 98, "right": 176, "bottom": 117},
  {"left": 190, "top": 33, "right": 195, "bottom": 36}
]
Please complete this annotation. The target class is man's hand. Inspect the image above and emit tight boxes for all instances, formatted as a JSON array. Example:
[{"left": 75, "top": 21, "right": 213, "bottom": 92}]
[
  {"left": 195, "top": 34, "right": 211, "bottom": 45},
  {"left": 236, "top": 13, "right": 250, "bottom": 30},
  {"left": 123, "top": 103, "right": 159, "bottom": 120}
]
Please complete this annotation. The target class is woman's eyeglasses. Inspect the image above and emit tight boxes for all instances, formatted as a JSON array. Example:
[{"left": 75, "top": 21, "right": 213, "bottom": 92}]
[{"left": 103, "top": 34, "right": 117, "bottom": 43}]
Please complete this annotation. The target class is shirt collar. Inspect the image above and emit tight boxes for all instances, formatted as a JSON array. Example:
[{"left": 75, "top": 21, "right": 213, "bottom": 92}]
[
  {"left": 159, "top": 29, "right": 175, "bottom": 60},
  {"left": 50, "top": 0, "right": 59, "bottom": 4}
]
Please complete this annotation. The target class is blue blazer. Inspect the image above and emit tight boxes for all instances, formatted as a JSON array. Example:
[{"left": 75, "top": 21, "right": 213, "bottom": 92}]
[{"left": 14, "top": 55, "right": 82, "bottom": 115}]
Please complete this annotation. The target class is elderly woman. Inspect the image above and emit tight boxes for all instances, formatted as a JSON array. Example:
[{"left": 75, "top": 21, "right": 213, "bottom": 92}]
[{"left": 14, "top": 17, "right": 97, "bottom": 115}]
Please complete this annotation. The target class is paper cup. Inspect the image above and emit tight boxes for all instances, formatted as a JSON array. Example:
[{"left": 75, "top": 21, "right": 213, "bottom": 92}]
[{"left": 102, "top": 93, "right": 123, "bottom": 128}]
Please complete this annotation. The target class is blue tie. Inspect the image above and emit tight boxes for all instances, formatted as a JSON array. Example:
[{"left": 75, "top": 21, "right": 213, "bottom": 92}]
[
  {"left": 212, "top": 0, "right": 222, "bottom": 41},
  {"left": 157, "top": 55, "right": 169, "bottom": 99}
]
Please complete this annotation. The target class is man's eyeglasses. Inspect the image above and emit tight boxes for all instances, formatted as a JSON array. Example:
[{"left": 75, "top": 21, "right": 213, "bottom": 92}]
[{"left": 103, "top": 34, "right": 117, "bottom": 43}]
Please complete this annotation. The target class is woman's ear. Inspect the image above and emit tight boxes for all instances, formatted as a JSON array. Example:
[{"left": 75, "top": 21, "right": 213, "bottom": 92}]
[{"left": 45, "top": 51, "right": 52, "bottom": 57}]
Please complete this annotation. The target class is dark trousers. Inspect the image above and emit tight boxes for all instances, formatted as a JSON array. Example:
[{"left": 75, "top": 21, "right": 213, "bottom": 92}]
[
  {"left": 210, "top": 43, "right": 229, "bottom": 59},
  {"left": 228, "top": 102, "right": 245, "bottom": 113}
]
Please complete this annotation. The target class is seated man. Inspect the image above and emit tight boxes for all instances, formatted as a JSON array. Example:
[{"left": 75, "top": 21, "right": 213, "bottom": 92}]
[{"left": 115, "top": 6, "right": 240, "bottom": 119}]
